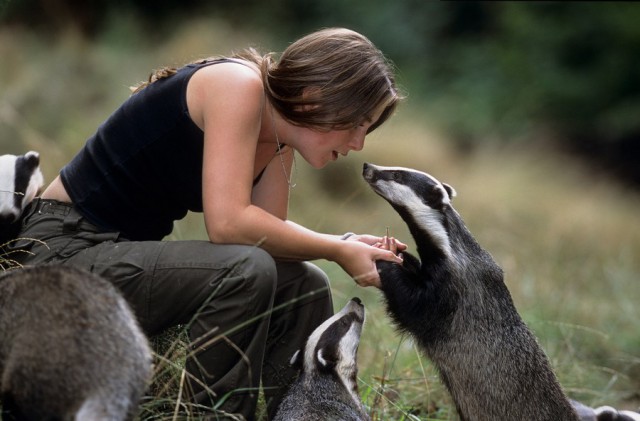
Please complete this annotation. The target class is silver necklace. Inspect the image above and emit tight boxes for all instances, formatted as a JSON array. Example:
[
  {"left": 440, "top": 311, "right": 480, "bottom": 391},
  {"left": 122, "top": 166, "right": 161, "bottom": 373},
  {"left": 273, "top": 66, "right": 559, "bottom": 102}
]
[{"left": 270, "top": 104, "right": 297, "bottom": 189}]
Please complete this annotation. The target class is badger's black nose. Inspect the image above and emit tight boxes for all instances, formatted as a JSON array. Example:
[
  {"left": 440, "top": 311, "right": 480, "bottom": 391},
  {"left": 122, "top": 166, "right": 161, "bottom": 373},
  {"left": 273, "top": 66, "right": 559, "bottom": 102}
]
[
  {"left": 0, "top": 212, "right": 19, "bottom": 225},
  {"left": 362, "top": 163, "right": 375, "bottom": 181},
  {"left": 352, "top": 297, "right": 362, "bottom": 305}
]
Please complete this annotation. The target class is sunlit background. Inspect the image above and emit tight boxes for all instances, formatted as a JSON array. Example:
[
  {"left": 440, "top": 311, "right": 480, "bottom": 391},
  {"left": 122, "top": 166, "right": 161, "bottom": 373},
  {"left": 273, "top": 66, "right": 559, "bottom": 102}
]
[{"left": 2, "top": 1, "right": 639, "bottom": 419}]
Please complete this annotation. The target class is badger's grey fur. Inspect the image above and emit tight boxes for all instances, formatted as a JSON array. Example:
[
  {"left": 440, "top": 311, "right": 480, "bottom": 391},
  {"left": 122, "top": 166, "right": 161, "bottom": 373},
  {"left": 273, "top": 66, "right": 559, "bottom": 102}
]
[
  {"left": 0, "top": 151, "right": 44, "bottom": 245},
  {"left": 363, "top": 162, "right": 578, "bottom": 421},
  {"left": 274, "top": 298, "right": 369, "bottom": 421},
  {"left": 0, "top": 265, "right": 152, "bottom": 421}
]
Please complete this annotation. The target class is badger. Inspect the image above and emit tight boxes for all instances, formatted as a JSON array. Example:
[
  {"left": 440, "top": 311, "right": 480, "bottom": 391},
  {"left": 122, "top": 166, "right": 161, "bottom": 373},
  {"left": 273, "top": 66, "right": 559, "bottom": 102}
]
[
  {"left": 274, "top": 297, "right": 370, "bottom": 421},
  {"left": 362, "top": 162, "right": 579, "bottom": 420},
  {"left": 0, "top": 265, "right": 152, "bottom": 421},
  {"left": 0, "top": 151, "right": 44, "bottom": 245},
  {"left": 573, "top": 399, "right": 640, "bottom": 421},
  {"left": 591, "top": 406, "right": 640, "bottom": 421}
]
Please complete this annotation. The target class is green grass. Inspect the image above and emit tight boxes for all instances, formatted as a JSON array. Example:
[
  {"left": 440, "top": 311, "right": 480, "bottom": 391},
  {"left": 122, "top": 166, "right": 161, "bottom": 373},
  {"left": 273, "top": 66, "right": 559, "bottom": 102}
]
[{"left": 2, "top": 20, "right": 639, "bottom": 420}]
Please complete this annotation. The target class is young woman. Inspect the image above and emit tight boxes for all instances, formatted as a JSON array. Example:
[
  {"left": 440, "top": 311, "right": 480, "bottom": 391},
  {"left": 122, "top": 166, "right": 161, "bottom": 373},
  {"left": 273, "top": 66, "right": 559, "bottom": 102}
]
[{"left": 13, "top": 27, "right": 405, "bottom": 419}]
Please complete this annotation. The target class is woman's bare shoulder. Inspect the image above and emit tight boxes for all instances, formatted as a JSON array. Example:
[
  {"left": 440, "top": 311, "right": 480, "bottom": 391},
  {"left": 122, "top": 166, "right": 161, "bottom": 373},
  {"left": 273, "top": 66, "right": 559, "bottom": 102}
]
[
  {"left": 191, "top": 60, "right": 262, "bottom": 92},
  {"left": 187, "top": 60, "right": 264, "bottom": 129}
]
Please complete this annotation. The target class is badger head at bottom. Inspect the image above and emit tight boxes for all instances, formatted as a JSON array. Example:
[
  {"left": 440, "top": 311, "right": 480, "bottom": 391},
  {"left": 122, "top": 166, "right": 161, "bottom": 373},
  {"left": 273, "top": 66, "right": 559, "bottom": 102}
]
[{"left": 273, "top": 297, "right": 370, "bottom": 421}]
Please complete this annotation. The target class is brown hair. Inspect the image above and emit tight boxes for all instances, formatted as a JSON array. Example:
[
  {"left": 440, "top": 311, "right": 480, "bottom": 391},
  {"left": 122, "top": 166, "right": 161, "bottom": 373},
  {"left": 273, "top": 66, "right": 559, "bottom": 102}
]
[
  {"left": 262, "top": 28, "right": 402, "bottom": 133},
  {"left": 133, "top": 28, "right": 403, "bottom": 132}
]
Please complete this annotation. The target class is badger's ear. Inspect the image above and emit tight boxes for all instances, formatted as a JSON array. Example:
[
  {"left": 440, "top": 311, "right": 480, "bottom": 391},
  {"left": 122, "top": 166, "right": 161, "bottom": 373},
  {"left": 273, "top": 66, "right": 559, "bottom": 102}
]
[
  {"left": 316, "top": 348, "right": 337, "bottom": 370},
  {"left": 23, "top": 151, "right": 40, "bottom": 169},
  {"left": 289, "top": 349, "right": 302, "bottom": 369},
  {"left": 443, "top": 183, "right": 457, "bottom": 201}
]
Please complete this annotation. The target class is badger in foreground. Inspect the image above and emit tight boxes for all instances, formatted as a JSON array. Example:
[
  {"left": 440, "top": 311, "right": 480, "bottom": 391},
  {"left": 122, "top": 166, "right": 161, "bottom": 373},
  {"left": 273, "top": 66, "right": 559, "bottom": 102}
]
[
  {"left": 363, "top": 162, "right": 579, "bottom": 420},
  {"left": 274, "top": 297, "right": 370, "bottom": 421},
  {"left": 0, "top": 265, "right": 152, "bottom": 421}
]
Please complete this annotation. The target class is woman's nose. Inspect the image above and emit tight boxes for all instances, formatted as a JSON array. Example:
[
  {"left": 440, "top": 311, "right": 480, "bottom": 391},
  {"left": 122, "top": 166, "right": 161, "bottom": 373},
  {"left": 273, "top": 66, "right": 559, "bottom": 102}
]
[{"left": 350, "top": 134, "right": 365, "bottom": 151}]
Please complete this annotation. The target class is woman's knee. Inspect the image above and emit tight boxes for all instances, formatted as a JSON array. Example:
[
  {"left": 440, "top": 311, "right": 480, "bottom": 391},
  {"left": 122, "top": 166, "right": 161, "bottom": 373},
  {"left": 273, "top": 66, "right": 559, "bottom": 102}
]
[
  {"left": 236, "top": 246, "right": 278, "bottom": 297},
  {"left": 197, "top": 246, "right": 278, "bottom": 312}
]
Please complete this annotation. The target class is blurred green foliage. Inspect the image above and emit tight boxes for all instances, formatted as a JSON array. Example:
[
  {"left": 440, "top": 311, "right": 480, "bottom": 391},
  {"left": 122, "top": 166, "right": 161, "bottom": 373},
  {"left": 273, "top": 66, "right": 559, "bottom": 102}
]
[{"left": 3, "top": 0, "right": 638, "bottom": 184}]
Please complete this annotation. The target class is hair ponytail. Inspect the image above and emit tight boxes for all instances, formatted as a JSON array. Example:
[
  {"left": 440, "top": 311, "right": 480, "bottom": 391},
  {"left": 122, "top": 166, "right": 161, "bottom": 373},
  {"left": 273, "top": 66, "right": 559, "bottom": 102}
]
[
  {"left": 130, "top": 66, "right": 178, "bottom": 94},
  {"left": 129, "top": 47, "right": 270, "bottom": 94}
]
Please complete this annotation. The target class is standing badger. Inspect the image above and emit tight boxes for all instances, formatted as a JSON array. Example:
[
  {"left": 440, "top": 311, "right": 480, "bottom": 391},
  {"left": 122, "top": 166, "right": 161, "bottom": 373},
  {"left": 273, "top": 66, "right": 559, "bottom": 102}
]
[
  {"left": 274, "top": 298, "right": 370, "bottom": 421},
  {"left": 0, "top": 265, "right": 152, "bottom": 421},
  {"left": 0, "top": 151, "right": 44, "bottom": 245},
  {"left": 362, "top": 162, "right": 579, "bottom": 421}
]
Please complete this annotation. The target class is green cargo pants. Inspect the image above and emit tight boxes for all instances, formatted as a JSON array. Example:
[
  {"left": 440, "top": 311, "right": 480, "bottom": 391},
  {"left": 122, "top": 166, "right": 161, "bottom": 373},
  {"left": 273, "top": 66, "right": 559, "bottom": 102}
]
[{"left": 11, "top": 199, "right": 334, "bottom": 420}]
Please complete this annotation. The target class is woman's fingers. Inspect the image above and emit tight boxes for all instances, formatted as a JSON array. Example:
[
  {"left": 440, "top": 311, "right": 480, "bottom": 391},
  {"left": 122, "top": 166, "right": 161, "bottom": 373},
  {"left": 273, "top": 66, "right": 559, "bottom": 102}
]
[{"left": 374, "top": 236, "right": 402, "bottom": 256}]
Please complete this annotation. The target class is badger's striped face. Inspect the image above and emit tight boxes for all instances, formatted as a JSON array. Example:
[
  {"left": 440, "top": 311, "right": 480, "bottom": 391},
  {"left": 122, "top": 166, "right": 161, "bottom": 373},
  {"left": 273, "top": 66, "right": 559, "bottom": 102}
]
[
  {"left": 0, "top": 152, "right": 44, "bottom": 224},
  {"left": 303, "top": 298, "right": 364, "bottom": 372},
  {"left": 291, "top": 298, "right": 365, "bottom": 400},
  {"left": 363, "top": 162, "right": 456, "bottom": 257}
]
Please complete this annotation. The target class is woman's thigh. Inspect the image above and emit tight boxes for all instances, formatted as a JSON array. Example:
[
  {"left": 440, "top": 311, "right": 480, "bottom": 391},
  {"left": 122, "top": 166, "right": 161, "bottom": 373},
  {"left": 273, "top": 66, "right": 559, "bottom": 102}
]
[{"left": 65, "top": 239, "right": 278, "bottom": 336}]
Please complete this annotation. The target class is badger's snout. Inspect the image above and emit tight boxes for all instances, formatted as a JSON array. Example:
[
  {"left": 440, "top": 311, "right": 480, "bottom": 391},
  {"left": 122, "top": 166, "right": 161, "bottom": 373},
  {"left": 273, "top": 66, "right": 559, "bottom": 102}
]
[
  {"left": 0, "top": 211, "right": 20, "bottom": 225},
  {"left": 345, "top": 297, "right": 365, "bottom": 322},
  {"left": 362, "top": 162, "right": 398, "bottom": 204},
  {"left": 362, "top": 162, "right": 378, "bottom": 183},
  {"left": 362, "top": 162, "right": 386, "bottom": 195}
]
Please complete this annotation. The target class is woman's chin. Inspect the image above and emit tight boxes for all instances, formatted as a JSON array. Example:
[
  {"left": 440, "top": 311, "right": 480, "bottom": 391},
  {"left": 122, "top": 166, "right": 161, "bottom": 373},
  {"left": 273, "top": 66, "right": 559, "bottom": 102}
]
[{"left": 307, "top": 155, "right": 331, "bottom": 169}]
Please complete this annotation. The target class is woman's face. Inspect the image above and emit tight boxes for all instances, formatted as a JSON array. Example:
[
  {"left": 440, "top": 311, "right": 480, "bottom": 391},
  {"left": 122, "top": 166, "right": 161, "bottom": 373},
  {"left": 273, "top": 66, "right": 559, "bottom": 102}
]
[{"left": 292, "top": 105, "right": 387, "bottom": 169}]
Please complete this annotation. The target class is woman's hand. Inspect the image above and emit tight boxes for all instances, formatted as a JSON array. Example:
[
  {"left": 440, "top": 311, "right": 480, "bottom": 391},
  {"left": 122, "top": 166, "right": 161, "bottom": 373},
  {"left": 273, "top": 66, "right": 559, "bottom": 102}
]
[
  {"left": 347, "top": 233, "right": 407, "bottom": 254},
  {"left": 337, "top": 234, "right": 407, "bottom": 288}
]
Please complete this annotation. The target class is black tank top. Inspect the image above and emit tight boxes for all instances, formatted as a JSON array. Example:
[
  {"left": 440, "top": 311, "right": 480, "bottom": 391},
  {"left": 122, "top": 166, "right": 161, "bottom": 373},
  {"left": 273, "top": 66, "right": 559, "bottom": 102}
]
[{"left": 60, "top": 59, "right": 257, "bottom": 240}]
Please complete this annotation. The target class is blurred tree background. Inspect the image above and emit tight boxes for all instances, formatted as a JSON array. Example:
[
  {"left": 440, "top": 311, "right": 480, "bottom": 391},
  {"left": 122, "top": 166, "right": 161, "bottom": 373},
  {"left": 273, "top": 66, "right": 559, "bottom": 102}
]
[
  {"left": 2, "top": 1, "right": 639, "bottom": 418},
  {"left": 2, "top": 0, "right": 640, "bottom": 186}
]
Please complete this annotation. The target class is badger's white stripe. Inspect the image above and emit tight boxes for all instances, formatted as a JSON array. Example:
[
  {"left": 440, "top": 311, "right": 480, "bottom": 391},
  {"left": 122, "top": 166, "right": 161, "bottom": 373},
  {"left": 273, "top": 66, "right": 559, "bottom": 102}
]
[
  {"left": 336, "top": 323, "right": 361, "bottom": 406},
  {"left": 0, "top": 155, "right": 16, "bottom": 215},
  {"left": 0, "top": 153, "right": 44, "bottom": 217},
  {"left": 595, "top": 407, "right": 640, "bottom": 421},
  {"left": 304, "top": 315, "right": 336, "bottom": 372},
  {"left": 619, "top": 411, "right": 640, "bottom": 421},
  {"left": 303, "top": 301, "right": 356, "bottom": 372},
  {"left": 22, "top": 153, "right": 44, "bottom": 206},
  {"left": 376, "top": 180, "right": 453, "bottom": 258}
]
